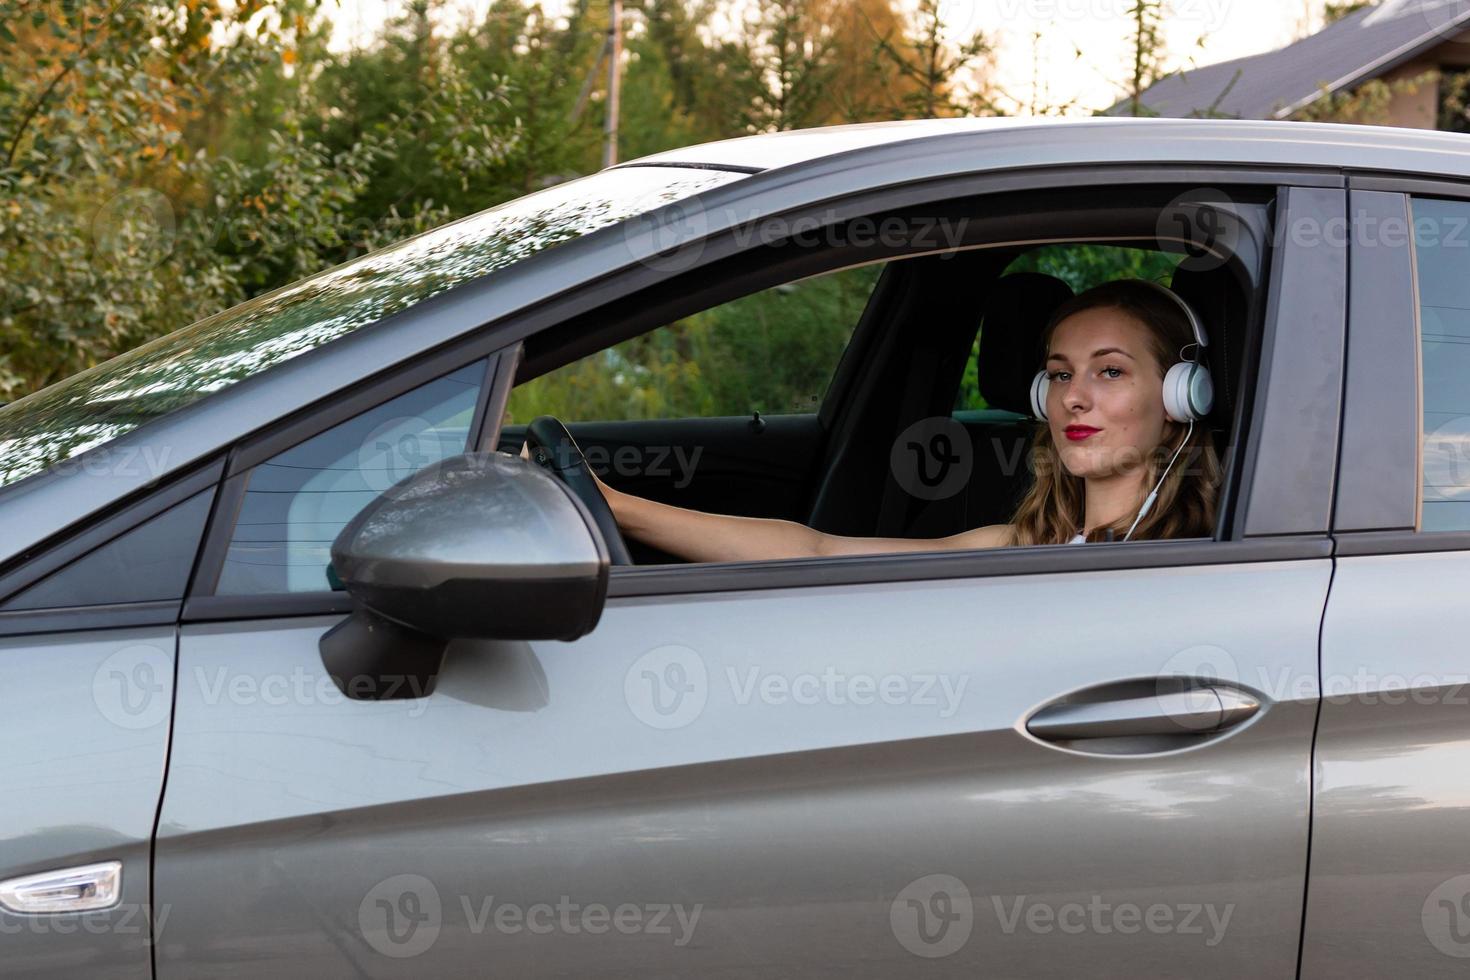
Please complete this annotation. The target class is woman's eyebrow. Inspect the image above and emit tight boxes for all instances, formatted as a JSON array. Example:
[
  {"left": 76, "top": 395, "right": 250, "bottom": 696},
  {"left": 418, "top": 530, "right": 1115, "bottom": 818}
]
[{"left": 1046, "top": 347, "right": 1137, "bottom": 362}]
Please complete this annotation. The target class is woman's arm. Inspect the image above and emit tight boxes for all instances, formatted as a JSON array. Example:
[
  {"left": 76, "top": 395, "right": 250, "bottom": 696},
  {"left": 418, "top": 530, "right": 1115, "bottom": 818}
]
[{"left": 598, "top": 475, "right": 1012, "bottom": 562}]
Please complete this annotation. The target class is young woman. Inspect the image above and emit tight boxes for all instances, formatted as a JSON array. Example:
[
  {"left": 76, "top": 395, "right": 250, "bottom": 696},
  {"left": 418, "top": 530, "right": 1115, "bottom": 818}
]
[{"left": 586, "top": 278, "right": 1221, "bottom": 561}]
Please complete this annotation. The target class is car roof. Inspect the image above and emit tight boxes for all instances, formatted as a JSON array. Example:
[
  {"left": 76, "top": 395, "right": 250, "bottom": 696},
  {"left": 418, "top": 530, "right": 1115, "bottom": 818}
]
[{"left": 620, "top": 115, "right": 1470, "bottom": 174}]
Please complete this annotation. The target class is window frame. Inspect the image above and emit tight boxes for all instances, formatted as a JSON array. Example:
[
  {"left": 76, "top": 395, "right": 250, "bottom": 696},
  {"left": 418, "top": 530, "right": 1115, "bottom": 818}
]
[
  {"left": 182, "top": 330, "right": 506, "bottom": 621},
  {"left": 499, "top": 180, "right": 1338, "bottom": 598},
  {"left": 0, "top": 457, "right": 223, "bottom": 637},
  {"left": 173, "top": 166, "right": 1342, "bottom": 624},
  {"left": 1334, "top": 178, "right": 1470, "bottom": 556}
]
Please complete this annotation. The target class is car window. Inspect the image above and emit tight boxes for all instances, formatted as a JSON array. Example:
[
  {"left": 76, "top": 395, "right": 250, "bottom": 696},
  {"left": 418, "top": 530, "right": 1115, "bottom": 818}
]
[
  {"left": 954, "top": 244, "right": 1184, "bottom": 412},
  {"left": 214, "top": 361, "right": 485, "bottom": 595},
  {"left": 0, "top": 490, "right": 214, "bottom": 610},
  {"left": 1412, "top": 196, "right": 1470, "bottom": 531},
  {"left": 507, "top": 263, "right": 884, "bottom": 422},
  {"left": 0, "top": 167, "right": 744, "bottom": 492}
]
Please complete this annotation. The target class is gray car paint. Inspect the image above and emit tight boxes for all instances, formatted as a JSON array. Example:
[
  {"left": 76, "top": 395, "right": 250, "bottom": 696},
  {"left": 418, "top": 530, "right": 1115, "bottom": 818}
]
[
  {"left": 0, "top": 117, "right": 1463, "bottom": 565},
  {"left": 155, "top": 556, "right": 1325, "bottom": 977},
  {"left": 0, "top": 628, "right": 173, "bottom": 979},
  {"left": 4, "top": 116, "right": 1465, "bottom": 976}
]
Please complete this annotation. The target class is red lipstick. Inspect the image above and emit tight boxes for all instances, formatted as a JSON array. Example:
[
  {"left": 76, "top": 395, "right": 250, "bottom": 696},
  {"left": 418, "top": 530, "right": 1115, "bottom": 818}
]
[{"left": 1064, "top": 425, "right": 1100, "bottom": 442}]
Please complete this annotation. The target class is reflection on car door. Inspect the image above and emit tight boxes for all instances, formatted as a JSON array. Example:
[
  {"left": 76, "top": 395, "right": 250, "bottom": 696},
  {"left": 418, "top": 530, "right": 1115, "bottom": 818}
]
[{"left": 153, "top": 555, "right": 1327, "bottom": 978}]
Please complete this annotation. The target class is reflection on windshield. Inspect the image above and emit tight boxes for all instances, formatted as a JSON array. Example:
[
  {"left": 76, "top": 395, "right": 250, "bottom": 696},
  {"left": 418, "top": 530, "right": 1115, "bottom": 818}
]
[{"left": 0, "top": 167, "right": 742, "bottom": 489}]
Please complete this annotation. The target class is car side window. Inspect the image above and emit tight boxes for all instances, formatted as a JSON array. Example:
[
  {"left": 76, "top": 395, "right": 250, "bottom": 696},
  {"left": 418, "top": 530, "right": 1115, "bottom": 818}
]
[
  {"left": 0, "top": 490, "right": 214, "bottom": 610},
  {"left": 507, "top": 264, "right": 883, "bottom": 423},
  {"left": 214, "top": 360, "right": 486, "bottom": 595},
  {"left": 1412, "top": 197, "right": 1470, "bottom": 531}
]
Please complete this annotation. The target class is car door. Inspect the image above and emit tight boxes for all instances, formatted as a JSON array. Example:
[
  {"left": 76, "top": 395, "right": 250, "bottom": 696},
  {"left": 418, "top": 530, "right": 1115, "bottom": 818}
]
[
  {"left": 152, "top": 184, "right": 1340, "bottom": 979},
  {"left": 1302, "top": 187, "right": 1470, "bottom": 976},
  {"left": 0, "top": 463, "right": 219, "bottom": 979}
]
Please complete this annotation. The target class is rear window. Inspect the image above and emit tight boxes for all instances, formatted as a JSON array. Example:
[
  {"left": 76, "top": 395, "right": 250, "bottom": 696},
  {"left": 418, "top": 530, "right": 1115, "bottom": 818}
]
[{"left": 0, "top": 167, "right": 743, "bottom": 490}]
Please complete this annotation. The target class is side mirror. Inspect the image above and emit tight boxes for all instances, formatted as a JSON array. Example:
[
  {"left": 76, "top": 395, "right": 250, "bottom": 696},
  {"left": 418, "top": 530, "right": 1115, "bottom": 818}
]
[{"left": 319, "top": 452, "right": 610, "bottom": 699}]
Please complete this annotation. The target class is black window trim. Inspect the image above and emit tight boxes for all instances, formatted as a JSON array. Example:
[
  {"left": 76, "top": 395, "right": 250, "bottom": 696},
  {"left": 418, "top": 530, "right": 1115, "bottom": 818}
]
[
  {"left": 0, "top": 457, "right": 224, "bottom": 638},
  {"left": 185, "top": 344, "right": 505, "bottom": 604}
]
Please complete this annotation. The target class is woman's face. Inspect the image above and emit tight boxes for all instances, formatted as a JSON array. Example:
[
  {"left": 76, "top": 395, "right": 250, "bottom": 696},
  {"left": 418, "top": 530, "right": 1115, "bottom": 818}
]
[{"left": 1045, "top": 305, "right": 1169, "bottom": 480}]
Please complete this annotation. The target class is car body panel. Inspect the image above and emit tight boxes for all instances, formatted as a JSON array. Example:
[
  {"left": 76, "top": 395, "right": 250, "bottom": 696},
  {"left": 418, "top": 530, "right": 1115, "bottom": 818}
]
[
  {"left": 155, "top": 557, "right": 1325, "bottom": 977},
  {"left": 0, "top": 627, "right": 174, "bottom": 979}
]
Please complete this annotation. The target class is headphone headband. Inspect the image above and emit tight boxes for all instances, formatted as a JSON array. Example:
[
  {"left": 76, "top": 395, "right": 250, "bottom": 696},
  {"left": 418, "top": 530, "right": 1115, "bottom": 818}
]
[{"left": 1132, "top": 278, "right": 1208, "bottom": 351}]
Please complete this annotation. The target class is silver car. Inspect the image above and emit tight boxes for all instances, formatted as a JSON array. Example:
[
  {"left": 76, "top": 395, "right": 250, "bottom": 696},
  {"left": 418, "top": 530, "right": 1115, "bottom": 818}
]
[{"left": 1, "top": 116, "right": 1467, "bottom": 977}]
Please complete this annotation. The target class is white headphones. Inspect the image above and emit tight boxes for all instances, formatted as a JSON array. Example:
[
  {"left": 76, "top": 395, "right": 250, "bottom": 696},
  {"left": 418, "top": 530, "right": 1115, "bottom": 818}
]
[{"left": 1028, "top": 279, "right": 1214, "bottom": 424}]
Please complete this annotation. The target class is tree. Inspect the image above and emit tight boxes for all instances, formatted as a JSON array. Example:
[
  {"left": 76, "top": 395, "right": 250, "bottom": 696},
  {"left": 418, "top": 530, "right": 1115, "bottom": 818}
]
[{"left": 865, "top": 0, "right": 996, "bottom": 119}]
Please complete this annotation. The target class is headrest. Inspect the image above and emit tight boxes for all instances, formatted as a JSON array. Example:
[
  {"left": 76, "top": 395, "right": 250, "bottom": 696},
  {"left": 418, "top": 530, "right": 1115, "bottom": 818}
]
[{"left": 976, "top": 273, "right": 1075, "bottom": 414}]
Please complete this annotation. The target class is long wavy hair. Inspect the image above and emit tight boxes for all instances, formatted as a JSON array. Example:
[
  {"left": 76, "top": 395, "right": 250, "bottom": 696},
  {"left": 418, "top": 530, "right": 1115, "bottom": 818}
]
[{"left": 1007, "top": 279, "right": 1222, "bottom": 546}]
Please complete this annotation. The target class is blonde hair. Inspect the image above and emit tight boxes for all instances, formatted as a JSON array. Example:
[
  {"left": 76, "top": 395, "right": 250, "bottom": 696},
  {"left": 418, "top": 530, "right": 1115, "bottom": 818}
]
[{"left": 1006, "top": 279, "right": 1221, "bottom": 546}]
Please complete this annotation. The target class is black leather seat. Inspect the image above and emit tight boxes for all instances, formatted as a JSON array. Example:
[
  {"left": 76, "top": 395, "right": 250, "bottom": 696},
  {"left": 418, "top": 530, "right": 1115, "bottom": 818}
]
[{"left": 901, "top": 272, "right": 1073, "bottom": 536}]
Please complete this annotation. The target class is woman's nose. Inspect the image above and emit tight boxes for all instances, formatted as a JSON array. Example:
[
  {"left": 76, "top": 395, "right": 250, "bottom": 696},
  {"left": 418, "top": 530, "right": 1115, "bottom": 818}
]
[{"left": 1062, "top": 377, "right": 1091, "bottom": 413}]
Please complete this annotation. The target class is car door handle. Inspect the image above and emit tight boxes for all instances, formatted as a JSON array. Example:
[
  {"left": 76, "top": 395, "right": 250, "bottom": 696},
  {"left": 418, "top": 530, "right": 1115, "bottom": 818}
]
[{"left": 1026, "top": 687, "right": 1259, "bottom": 741}]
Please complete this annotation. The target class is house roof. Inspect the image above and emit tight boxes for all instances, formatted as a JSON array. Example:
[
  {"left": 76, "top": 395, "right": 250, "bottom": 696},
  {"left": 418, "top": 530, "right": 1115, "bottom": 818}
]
[{"left": 1118, "top": 0, "right": 1470, "bottom": 120}]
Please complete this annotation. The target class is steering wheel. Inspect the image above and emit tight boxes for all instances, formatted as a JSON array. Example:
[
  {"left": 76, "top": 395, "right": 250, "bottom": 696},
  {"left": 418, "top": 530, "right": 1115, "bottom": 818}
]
[{"left": 523, "top": 416, "right": 634, "bottom": 566}]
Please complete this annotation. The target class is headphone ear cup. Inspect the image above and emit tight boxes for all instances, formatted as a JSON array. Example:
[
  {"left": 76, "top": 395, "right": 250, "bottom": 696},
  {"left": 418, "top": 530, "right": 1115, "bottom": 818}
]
[
  {"left": 1163, "top": 362, "right": 1215, "bottom": 423},
  {"left": 1030, "top": 371, "right": 1050, "bottom": 420}
]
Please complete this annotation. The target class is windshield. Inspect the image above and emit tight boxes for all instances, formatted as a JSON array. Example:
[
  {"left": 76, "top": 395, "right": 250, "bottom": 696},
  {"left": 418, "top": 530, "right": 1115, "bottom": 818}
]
[{"left": 0, "top": 166, "right": 743, "bottom": 489}]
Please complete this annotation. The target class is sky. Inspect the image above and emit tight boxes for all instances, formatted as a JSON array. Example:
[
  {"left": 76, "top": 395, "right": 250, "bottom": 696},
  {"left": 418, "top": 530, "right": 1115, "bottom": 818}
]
[{"left": 321, "top": 0, "right": 1328, "bottom": 114}]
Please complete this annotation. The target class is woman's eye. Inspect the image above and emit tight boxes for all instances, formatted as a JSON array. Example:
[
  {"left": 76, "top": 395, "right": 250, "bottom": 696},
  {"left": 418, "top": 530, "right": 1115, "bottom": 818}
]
[
  {"left": 1101, "top": 366, "right": 1123, "bottom": 379},
  {"left": 1048, "top": 370, "right": 1070, "bottom": 382}
]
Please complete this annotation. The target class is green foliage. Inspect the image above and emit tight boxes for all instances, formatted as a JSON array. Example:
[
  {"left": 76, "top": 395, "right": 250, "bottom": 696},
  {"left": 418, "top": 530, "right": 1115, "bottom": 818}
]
[{"left": 508, "top": 263, "right": 882, "bottom": 422}]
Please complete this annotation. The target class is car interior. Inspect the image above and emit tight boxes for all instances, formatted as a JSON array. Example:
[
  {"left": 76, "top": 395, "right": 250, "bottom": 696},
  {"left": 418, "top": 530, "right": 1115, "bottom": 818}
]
[{"left": 498, "top": 187, "right": 1269, "bottom": 565}]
